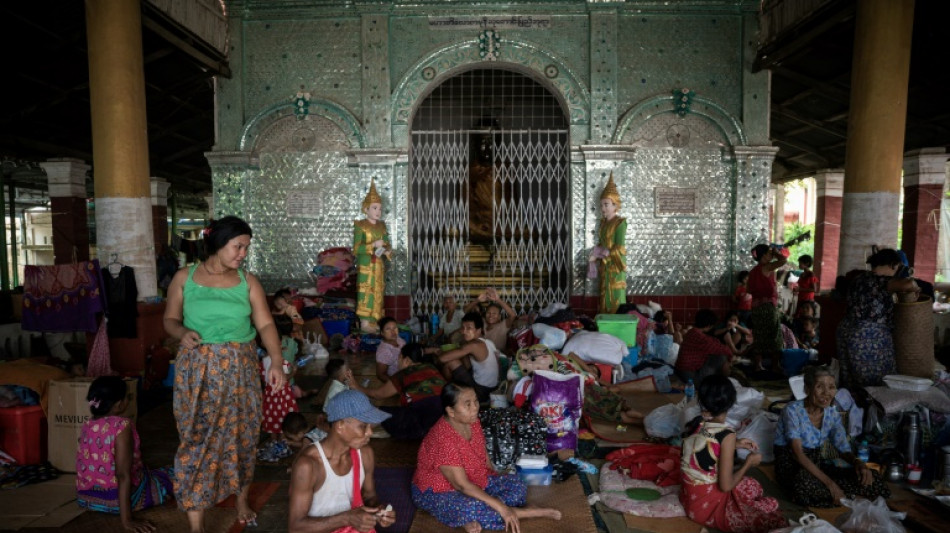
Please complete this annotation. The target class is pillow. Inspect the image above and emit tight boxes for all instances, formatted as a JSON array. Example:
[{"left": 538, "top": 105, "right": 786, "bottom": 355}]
[{"left": 562, "top": 330, "right": 627, "bottom": 365}]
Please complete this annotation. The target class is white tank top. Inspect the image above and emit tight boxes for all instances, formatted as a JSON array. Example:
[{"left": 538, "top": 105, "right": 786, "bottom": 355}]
[
  {"left": 473, "top": 338, "right": 500, "bottom": 388},
  {"left": 306, "top": 441, "right": 364, "bottom": 518}
]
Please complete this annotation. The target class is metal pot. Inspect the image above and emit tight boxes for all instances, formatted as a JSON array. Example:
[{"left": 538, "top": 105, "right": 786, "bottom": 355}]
[{"left": 880, "top": 449, "right": 906, "bottom": 482}]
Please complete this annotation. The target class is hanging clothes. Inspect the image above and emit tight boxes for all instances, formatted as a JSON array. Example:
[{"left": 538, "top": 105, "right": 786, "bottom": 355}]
[
  {"left": 22, "top": 260, "right": 104, "bottom": 333},
  {"left": 101, "top": 265, "right": 138, "bottom": 338}
]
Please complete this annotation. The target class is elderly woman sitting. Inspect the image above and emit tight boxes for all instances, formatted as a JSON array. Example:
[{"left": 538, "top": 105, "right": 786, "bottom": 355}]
[
  {"left": 774, "top": 366, "right": 889, "bottom": 507},
  {"left": 411, "top": 383, "right": 562, "bottom": 533}
]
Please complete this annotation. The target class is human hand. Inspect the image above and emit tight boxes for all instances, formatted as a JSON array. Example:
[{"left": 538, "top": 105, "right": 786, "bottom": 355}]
[
  {"left": 267, "top": 362, "right": 286, "bottom": 389},
  {"left": 486, "top": 287, "right": 499, "bottom": 301},
  {"left": 180, "top": 330, "right": 202, "bottom": 350},
  {"left": 497, "top": 503, "right": 521, "bottom": 533},
  {"left": 122, "top": 519, "right": 156, "bottom": 533},
  {"left": 744, "top": 452, "right": 762, "bottom": 467},
  {"left": 737, "top": 438, "right": 759, "bottom": 452},
  {"left": 373, "top": 239, "right": 384, "bottom": 248},
  {"left": 827, "top": 481, "right": 845, "bottom": 504},
  {"left": 855, "top": 462, "right": 873, "bottom": 486},
  {"left": 343, "top": 368, "right": 355, "bottom": 386},
  {"left": 478, "top": 291, "right": 489, "bottom": 303},
  {"left": 346, "top": 507, "right": 379, "bottom": 531},
  {"left": 375, "top": 504, "right": 396, "bottom": 528}
]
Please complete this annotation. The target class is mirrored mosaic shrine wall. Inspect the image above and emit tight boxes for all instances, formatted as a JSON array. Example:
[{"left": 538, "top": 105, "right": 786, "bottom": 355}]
[{"left": 212, "top": 0, "right": 773, "bottom": 311}]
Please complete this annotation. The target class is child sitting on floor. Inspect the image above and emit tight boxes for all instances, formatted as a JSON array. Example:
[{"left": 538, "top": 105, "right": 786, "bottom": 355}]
[
  {"left": 76, "top": 376, "right": 172, "bottom": 531},
  {"left": 713, "top": 311, "right": 752, "bottom": 357},
  {"left": 679, "top": 375, "right": 787, "bottom": 533},
  {"left": 375, "top": 316, "right": 406, "bottom": 383}
]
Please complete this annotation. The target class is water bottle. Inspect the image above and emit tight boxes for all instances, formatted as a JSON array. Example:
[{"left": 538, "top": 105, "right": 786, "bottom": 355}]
[
  {"left": 857, "top": 439, "right": 870, "bottom": 463},
  {"left": 902, "top": 412, "right": 922, "bottom": 466},
  {"left": 684, "top": 379, "right": 695, "bottom": 402},
  {"left": 430, "top": 313, "right": 440, "bottom": 334},
  {"left": 645, "top": 329, "right": 656, "bottom": 359}
]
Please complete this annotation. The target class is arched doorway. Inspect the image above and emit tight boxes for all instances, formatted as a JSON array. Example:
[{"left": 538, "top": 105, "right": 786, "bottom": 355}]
[{"left": 409, "top": 68, "right": 570, "bottom": 315}]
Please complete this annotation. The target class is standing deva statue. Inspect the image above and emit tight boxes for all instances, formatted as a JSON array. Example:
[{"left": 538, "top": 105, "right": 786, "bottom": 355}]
[
  {"left": 589, "top": 173, "right": 627, "bottom": 314},
  {"left": 354, "top": 179, "right": 391, "bottom": 333}
]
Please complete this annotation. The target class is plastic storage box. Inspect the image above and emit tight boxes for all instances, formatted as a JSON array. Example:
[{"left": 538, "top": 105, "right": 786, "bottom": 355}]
[
  {"left": 0, "top": 405, "right": 47, "bottom": 465},
  {"left": 596, "top": 314, "right": 639, "bottom": 347},
  {"left": 516, "top": 464, "right": 553, "bottom": 486},
  {"left": 321, "top": 319, "right": 351, "bottom": 338}
]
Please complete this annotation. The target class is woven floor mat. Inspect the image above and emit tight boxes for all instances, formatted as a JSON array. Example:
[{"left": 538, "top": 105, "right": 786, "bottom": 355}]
[
  {"left": 409, "top": 476, "right": 596, "bottom": 533},
  {"left": 370, "top": 438, "right": 421, "bottom": 467},
  {"left": 48, "top": 503, "right": 236, "bottom": 533},
  {"left": 586, "top": 391, "right": 682, "bottom": 443}
]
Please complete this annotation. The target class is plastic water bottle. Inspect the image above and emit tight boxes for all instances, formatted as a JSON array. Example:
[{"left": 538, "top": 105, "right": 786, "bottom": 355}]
[
  {"left": 645, "top": 329, "right": 656, "bottom": 359},
  {"left": 684, "top": 379, "right": 695, "bottom": 402},
  {"left": 430, "top": 313, "right": 440, "bottom": 334},
  {"left": 857, "top": 439, "right": 870, "bottom": 463}
]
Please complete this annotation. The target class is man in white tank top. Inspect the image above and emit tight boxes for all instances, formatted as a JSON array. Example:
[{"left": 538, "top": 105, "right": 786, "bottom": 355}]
[
  {"left": 288, "top": 390, "right": 396, "bottom": 532},
  {"left": 438, "top": 312, "right": 501, "bottom": 404}
]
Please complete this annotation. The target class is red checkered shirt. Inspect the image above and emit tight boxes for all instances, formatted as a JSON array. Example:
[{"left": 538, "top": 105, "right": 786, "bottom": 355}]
[{"left": 675, "top": 328, "right": 733, "bottom": 373}]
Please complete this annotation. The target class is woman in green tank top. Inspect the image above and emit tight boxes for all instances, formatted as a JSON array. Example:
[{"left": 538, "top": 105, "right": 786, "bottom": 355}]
[{"left": 163, "top": 216, "right": 286, "bottom": 532}]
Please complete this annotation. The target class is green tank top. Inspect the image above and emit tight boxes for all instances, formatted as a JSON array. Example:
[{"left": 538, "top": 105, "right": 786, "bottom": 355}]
[{"left": 183, "top": 264, "right": 257, "bottom": 344}]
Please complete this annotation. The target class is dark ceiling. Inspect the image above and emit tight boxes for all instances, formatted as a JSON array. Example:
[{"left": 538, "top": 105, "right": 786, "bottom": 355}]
[
  {"left": 757, "top": 0, "right": 950, "bottom": 180},
  {"left": 0, "top": 1, "right": 221, "bottom": 214},
  {"left": 2, "top": 1, "right": 948, "bottom": 212}
]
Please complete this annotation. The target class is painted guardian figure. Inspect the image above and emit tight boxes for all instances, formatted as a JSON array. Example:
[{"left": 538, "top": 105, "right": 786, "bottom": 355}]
[
  {"left": 590, "top": 173, "right": 627, "bottom": 314},
  {"left": 354, "top": 179, "right": 392, "bottom": 333}
]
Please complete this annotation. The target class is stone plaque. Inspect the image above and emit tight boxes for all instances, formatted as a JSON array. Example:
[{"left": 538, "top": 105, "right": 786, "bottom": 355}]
[
  {"left": 286, "top": 191, "right": 322, "bottom": 218},
  {"left": 654, "top": 187, "right": 698, "bottom": 216}
]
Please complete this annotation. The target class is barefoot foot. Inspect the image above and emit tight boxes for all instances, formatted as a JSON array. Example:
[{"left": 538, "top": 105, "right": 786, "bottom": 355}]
[{"left": 463, "top": 521, "right": 483, "bottom": 533}]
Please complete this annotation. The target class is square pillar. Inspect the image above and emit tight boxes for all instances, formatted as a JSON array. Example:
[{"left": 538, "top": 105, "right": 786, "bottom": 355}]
[
  {"left": 40, "top": 158, "right": 90, "bottom": 264},
  {"left": 813, "top": 169, "right": 844, "bottom": 291},
  {"left": 902, "top": 148, "right": 948, "bottom": 284},
  {"left": 150, "top": 177, "right": 171, "bottom": 250}
]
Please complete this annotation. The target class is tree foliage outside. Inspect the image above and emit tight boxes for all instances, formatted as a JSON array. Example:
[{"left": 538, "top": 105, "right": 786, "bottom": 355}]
[{"left": 783, "top": 221, "right": 814, "bottom": 265}]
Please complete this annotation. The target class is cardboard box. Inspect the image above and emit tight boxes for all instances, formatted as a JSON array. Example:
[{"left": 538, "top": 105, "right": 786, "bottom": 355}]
[{"left": 47, "top": 377, "right": 137, "bottom": 472}]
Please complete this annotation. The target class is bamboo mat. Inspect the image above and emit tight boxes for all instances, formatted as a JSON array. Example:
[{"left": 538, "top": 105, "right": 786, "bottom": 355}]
[
  {"left": 586, "top": 391, "right": 683, "bottom": 443},
  {"left": 409, "top": 476, "right": 596, "bottom": 533}
]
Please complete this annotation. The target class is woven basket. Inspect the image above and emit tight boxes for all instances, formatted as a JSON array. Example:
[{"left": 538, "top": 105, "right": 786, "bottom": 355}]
[{"left": 893, "top": 296, "right": 935, "bottom": 379}]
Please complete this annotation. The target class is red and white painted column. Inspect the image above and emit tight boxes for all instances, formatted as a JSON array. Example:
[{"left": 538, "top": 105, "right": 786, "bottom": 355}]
[
  {"left": 901, "top": 148, "right": 948, "bottom": 283},
  {"left": 813, "top": 169, "right": 844, "bottom": 291},
  {"left": 40, "top": 158, "right": 90, "bottom": 264}
]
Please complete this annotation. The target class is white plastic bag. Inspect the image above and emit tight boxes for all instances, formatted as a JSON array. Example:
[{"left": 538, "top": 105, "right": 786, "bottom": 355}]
[
  {"left": 835, "top": 497, "right": 905, "bottom": 533},
  {"left": 769, "top": 512, "right": 842, "bottom": 533},
  {"left": 531, "top": 322, "right": 568, "bottom": 350},
  {"left": 644, "top": 403, "right": 685, "bottom": 438},
  {"left": 736, "top": 411, "right": 779, "bottom": 462},
  {"left": 726, "top": 378, "right": 765, "bottom": 427}
]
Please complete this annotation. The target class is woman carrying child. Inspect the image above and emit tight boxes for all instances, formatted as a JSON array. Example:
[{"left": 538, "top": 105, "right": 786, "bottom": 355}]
[
  {"left": 679, "top": 375, "right": 787, "bottom": 533},
  {"left": 76, "top": 376, "right": 173, "bottom": 532}
]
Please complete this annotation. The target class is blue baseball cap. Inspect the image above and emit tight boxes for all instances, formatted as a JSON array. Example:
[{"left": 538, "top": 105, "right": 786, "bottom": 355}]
[{"left": 325, "top": 390, "right": 391, "bottom": 424}]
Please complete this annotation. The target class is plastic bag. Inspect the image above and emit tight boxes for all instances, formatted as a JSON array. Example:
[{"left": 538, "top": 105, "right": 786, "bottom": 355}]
[
  {"left": 726, "top": 378, "right": 765, "bottom": 427},
  {"left": 769, "top": 512, "right": 842, "bottom": 533},
  {"left": 531, "top": 370, "right": 583, "bottom": 452},
  {"left": 736, "top": 411, "right": 779, "bottom": 462},
  {"left": 835, "top": 497, "right": 906, "bottom": 533},
  {"left": 644, "top": 403, "right": 685, "bottom": 438},
  {"left": 531, "top": 322, "right": 567, "bottom": 350}
]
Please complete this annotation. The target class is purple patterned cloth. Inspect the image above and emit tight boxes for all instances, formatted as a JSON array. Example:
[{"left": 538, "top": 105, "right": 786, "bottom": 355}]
[{"left": 22, "top": 260, "right": 104, "bottom": 332}]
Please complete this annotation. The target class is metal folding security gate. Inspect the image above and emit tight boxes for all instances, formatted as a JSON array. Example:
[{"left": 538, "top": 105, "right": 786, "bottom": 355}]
[{"left": 409, "top": 128, "right": 570, "bottom": 315}]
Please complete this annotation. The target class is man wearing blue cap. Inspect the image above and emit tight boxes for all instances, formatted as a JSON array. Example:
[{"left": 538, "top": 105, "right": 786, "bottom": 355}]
[{"left": 288, "top": 390, "right": 396, "bottom": 532}]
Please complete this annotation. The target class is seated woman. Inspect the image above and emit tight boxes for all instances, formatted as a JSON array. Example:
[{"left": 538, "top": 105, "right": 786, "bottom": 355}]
[
  {"left": 680, "top": 375, "right": 786, "bottom": 532},
  {"left": 411, "top": 383, "right": 562, "bottom": 533},
  {"left": 774, "top": 366, "right": 889, "bottom": 507},
  {"left": 353, "top": 342, "right": 446, "bottom": 440}
]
